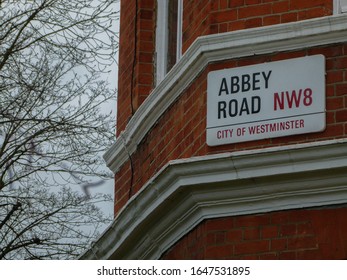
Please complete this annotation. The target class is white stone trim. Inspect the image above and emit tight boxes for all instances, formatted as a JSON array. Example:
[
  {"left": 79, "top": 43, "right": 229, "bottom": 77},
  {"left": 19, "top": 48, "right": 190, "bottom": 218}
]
[
  {"left": 83, "top": 139, "right": 347, "bottom": 259},
  {"left": 105, "top": 14, "right": 347, "bottom": 174},
  {"left": 334, "top": 0, "right": 339, "bottom": 14},
  {"left": 335, "top": 0, "right": 347, "bottom": 14}
]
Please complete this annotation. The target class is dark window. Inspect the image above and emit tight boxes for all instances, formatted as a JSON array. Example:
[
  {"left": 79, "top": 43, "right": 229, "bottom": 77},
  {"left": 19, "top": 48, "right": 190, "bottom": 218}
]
[{"left": 166, "top": 0, "right": 178, "bottom": 73}]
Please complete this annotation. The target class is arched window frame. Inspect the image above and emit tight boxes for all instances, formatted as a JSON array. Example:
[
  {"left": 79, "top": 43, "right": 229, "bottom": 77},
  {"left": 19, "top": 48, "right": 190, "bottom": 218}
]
[{"left": 155, "top": 0, "right": 183, "bottom": 84}]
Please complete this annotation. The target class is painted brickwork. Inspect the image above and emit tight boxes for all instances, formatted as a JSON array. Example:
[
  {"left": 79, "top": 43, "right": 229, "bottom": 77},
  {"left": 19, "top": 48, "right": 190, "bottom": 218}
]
[
  {"left": 161, "top": 206, "right": 347, "bottom": 259},
  {"left": 115, "top": 44, "right": 347, "bottom": 214}
]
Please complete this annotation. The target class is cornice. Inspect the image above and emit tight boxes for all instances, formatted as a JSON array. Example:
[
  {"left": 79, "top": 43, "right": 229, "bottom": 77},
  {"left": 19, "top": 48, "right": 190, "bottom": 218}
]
[
  {"left": 104, "top": 14, "right": 347, "bottom": 173},
  {"left": 82, "top": 139, "right": 347, "bottom": 259}
]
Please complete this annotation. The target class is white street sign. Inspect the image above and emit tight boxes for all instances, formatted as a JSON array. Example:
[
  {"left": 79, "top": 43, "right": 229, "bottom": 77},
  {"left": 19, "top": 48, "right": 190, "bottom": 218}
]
[{"left": 207, "top": 55, "right": 326, "bottom": 146}]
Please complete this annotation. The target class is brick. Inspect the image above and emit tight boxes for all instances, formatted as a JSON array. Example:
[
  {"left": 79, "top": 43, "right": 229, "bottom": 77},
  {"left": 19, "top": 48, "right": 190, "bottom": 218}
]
[
  {"left": 211, "top": 0, "right": 219, "bottom": 11},
  {"left": 271, "top": 238, "right": 287, "bottom": 251},
  {"left": 226, "top": 229, "right": 243, "bottom": 242},
  {"left": 245, "top": 0, "right": 262, "bottom": 4},
  {"left": 280, "top": 224, "right": 297, "bottom": 237},
  {"left": 272, "top": 50, "right": 306, "bottom": 61},
  {"left": 245, "top": 17, "right": 262, "bottom": 28},
  {"left": 298, "top": 7, "right": 329, "bottom": 20},
  {"left": 272, "top": 1, "right": 289, "bottom": 13},
  {"left": 308, "top": 46, "right": 343, "bottom": 57},
  {"left": 138, "top": 0, "right": 154, "bottom": 9},
  {"left": 326, "top": 71, "right": 344, "bottom": 84},
  {"left": 326, "top": 85, "right": 335, "bottom": 97},
  {"left": 220, "top": 0, "right": 229, "bottom": 10},
  {"left": 297, "top": 222, "right": 315, "bottom": 236},
  {"left": 210, "top": 10, "right": 237, "bottom": 24},
  {"left": 237, "top": 56, "right": 269, "bottom": 67},
  {"left": 290, "top": 0, "right": 327, "bottom": 10},
  {"left": 161, "top": 208, "right": 347, "bottom": 259},
  {"left": 244, "top": 228, "right": 260, "bottom": 240},
  {"left": 287, "top": 236, "right": 318, "bottom": 250},
  {"left": 263, "top": 15, "right": 281, "bottom": 26},
  {"left": 326, "top": 97, "right": 344, "bottom": 110},
  {"left": 336, "top": 84, "right": 347, "bottom": 96},
  {"left": 138, "top": 19, "right": 154, "bottom": 31},
  {"left": 262, "top": 225, "right": 279, "bottom": 239},
  {"left": 205, "top": 218, "right": 234, "bottom": 231},
  {"left": 215, "top": 232, "right": 226, "bottom": 244},
  {"left": 234, "top": 240, "right": 270, "bottom": 255},
  {"left": 205, "top": 245, "right": 233, "bottom": 259},
  {"left": 333, "top": 57, "right": 347, "bottom": 69},
  {"left": 137, "top": 73, "right": 152, "bottom": 85},
  {"left": 238, "top": 4, "right": 272, "bottom": 18},
  {"left": 138, "top": 9, "right": 153, "bottom": 20},
  {"left": 234, "top": 214, "right": 270, "bottom": 228},
  {"left": 281, "top": 12, "right": 298, "bottom": 23},
  {"left": 138, "top": 52, "right": 153, "bottom": 63},
  {"left": 219, "top": 23, "right": 228, "bottom": 33},
  {"left": 270, "top": 212, "right": 290, "bottom": 224},
  {"left": 228, "top": 20, "right": 246, "bottom": 31},
  {"left": 291, "top": 210, "right": 315, "bottom": 222},
  {"left": 336, "top": 110, "right": 347, "bottom": 122},
  {"left": 138, "top": 41, "right": 154, "bottom": 53},
  {"left": 229, "top": 0, "right": 244, "bottom": 8}
]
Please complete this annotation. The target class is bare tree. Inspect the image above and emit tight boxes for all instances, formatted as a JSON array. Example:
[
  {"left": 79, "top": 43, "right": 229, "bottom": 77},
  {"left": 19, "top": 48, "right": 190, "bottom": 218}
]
[
  {"left": 0, "top": 0, "right": 118, "bottom": 259},
  {"left": 0, "top": 187, "right": 111, "bottom": 259}
]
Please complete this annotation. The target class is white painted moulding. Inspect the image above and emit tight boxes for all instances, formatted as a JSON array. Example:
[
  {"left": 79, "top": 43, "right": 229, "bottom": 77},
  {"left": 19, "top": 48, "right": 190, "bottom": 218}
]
[
  {"left": 104, "top": 14, "right": 347, "bottom": 174},
  {"left": 81, "top": 139, "right": 347, "bottom": 259},
  {"left": 335, "top": 0, "right": 347, "bottom": 13}
]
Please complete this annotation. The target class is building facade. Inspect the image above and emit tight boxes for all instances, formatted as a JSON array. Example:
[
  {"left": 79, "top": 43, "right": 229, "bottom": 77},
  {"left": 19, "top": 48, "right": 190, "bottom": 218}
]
[{"left": 81, "top": 0, "right": 347, "bottom": 259}]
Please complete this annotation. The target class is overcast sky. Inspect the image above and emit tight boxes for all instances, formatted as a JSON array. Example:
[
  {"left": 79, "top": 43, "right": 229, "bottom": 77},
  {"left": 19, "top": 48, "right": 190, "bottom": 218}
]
[{"left": 91, "top": 3, "right": 120, "bottom": 227}]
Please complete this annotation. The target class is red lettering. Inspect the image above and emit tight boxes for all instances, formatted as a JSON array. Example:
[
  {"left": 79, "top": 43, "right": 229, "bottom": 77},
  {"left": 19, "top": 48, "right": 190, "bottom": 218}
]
[
  {"left": 286, "top": 89, "right": 302, "bottom": 108},
  {"left": 274, "top": 88, "right": 313, "bottom": 110}
]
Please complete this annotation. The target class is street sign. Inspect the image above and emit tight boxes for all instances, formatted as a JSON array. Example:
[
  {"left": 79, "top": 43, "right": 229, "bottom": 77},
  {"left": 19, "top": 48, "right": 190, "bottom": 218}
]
[{"left": 207, "top": 55, "right": 326, "bottom": 146}]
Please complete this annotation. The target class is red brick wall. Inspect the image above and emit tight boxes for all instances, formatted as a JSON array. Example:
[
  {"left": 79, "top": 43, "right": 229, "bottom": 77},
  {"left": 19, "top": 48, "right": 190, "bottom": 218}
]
[
  {"left": 182, "top": 0, "right": 333, "bottom": 53},
  {"left": 117, "top": 0, "right": 156, "bottom": 134},
  {"left": 182, "top": 0, "right": 211, "bottom": 54},
  {"left": 117, "top": 0, "right": 134, "bottom": 134},
  {"left": 114, "top": 44, "right": 347, "bottom": 214},
  {"left": 161, "top": 206, "right": 347, "bottom": 259},
  {"left": 117, "top": 0, "right": 333, "bottom": 134}
]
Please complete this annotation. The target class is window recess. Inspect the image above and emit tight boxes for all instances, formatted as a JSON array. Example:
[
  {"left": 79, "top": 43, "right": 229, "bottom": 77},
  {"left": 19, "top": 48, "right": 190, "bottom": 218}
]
[{"left": 155, "top": 0, "right": 183, "bottom": 84}]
